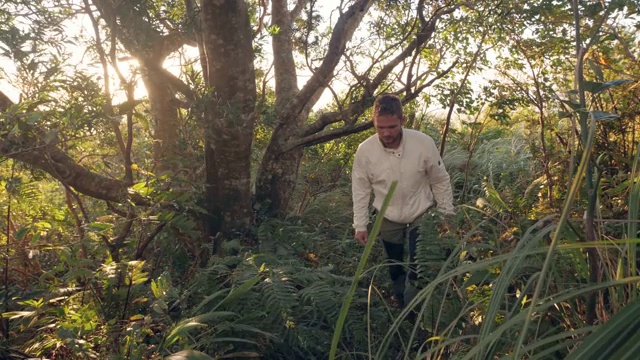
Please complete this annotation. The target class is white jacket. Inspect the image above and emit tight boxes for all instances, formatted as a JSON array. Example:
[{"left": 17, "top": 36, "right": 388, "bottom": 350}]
[{"left": 351, "top": 129, "right": 454, "bottom": 231}]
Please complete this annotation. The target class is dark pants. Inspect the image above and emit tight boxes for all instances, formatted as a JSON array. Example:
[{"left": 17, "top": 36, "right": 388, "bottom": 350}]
[{"left": 379, "top": 216, "right": 422, "bottom": 307}]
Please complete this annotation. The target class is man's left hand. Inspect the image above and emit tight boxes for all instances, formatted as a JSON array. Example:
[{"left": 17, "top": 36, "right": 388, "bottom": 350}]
[{"left": 438, "top": 214, "right": 455, "bottom": 233}]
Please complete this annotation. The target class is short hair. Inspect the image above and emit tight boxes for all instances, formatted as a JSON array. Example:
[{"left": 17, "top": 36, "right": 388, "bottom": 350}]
[{"left": 373, "top": 93, "right": 403, "bottom": 118}]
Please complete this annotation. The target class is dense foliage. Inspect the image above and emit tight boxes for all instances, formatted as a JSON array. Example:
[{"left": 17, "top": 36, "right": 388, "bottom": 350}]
[{"left": 2, "top": 0, "right": 640, "bottom": 359}]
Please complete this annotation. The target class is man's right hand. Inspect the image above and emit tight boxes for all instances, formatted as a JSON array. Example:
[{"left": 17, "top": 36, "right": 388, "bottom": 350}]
[{"left": 355, "top": 230, "right": 368, "bottom": 245}]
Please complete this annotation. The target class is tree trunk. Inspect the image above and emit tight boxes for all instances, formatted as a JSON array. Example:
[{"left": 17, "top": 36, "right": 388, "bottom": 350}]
[
  {"left": 142, "top": 70, "right": 181, "bottom": 173},
  {"left": 253, "top": 0, "right": 305, "bottom": 218},
  {"left": 254, "top": 134, "right": 304, "bottom": 218},
  {"left": 254, "top": 0, "right": 376, "bottom": 218},
  {"left": 92, "top": 0, "right": 189, "bottom": 173},
  {"left": 200, "top": 0, "right": 257, "bottom": 242}
]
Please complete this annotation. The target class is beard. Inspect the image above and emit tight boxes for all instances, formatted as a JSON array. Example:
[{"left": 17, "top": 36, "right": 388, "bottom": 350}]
[{"left": 379, "top": 132, "right": 402, "bottom": 148}]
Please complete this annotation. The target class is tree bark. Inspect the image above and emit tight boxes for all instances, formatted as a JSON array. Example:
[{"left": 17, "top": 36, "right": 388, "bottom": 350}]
[
  {"left": 141, "top": 69, "right": 181, "bottom": 172},
  {"left": 254, "top": 0, "right": 373, "bottom": 218},
  {"left": 200, "top": 0, "right": 257, "bottom": 241},
  {"left": 253, "top": 0, "right": 306, "bottom": 218}
]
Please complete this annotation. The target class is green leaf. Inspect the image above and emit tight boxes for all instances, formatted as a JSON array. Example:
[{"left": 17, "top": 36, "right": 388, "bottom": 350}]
[
  {"left": 191, "top": 288, "right": 230, "bottom": 314},
  {"left": 86, "top": 222, "right": 113, "bottom": 231},
  {"left": 8, "top": 124, "right": 21, "bottom": 136},
  {"left": 170, "top": 215, "right": 196, "bottom": 232},
  {"left": 587, "top": 59, "right": 604, "bottom": 81},
  {"left": 584, "top": 79, "right": 633, "bottom": 94},
  {"left": 598, "top": 79, "right": 633, "bottom": 93},
  {"left": 606, "top": 178, "right": 630, "bottom": 196},
  {"left": 566, "top": 298, "right": 640, "bottom": 360},
  {"left": 557, "top": 110, "right": 572, "bottom": 119},
  {"left": 213, "top": 274, "right": 261, "bottom": 311},
  {"left": 188, "top": 204, "right": 208, "bottom": 214},
  {"left": 34, "top": 221, "right": 52, "bottom": 229},
  {"left": 163, "top": 312, "right": 237, "bottom": 349},
  {"left": 25, "top": 112, "right": 43, "bottom": 125},
  {"left": 560, "top": 99, "right": 581, "bottom": 111},
  {"left": 165, "top": 350, "right": 216, "bottom": 360},
  {"left": 590, "top": 111, "right": 619, "bottom": 121},
  {"left": 14, "top": 226, "right": 30, "bottom": 241},
  {"left": 158, "top": 211, "right": 175, "bottom": 222},
  {"left": 583, "top": 80, "right": 603, "bottom": 94},
  {"left": 126, "top": 260, "right": 148, "bottom": 285},
  {"left": 151, "top": 274, "right": 172, "bottom": 299},
  {"left": 129, "top": 314, "right": 144, "bottom": 321},
  {"left": 152, "top": 300, "right": 168, "bottom": 314},
  {"left": 266, "top": 25, "right": 280, "bottom": 35},
  {"left": 31, "top": 232, "right": 42, "bottom": 243},
  {"left": 2, "top": 311, "right": 35, "bottom": 319},
  {"left": 131, "top": 182, "right": 152, "bottom": 196},
  {"left": 191, "top": 311, "right": 237, "bottom": 324},
  {"left": 164, "top": 321, "right": 207, "bottom": 348}
]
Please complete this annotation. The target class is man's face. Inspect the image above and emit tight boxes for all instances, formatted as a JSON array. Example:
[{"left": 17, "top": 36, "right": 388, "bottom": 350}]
[{"left": 374, "top": 114, "right": 404, "bottom": 148}]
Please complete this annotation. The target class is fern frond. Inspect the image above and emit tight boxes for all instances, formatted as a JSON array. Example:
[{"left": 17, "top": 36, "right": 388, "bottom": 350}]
[{"left": 481, "top": 179, "right": 510, "bottom": 213}]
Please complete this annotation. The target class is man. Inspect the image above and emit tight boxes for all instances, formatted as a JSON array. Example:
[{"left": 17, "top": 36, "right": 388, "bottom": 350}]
[{"left": 351, "top": 93, "right": 454, "bottom": 308}]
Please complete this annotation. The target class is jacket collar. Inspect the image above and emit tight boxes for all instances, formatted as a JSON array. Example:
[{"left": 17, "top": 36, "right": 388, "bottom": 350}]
[{"left": 378, "top": 129, "right": 405, "bottom": 158}]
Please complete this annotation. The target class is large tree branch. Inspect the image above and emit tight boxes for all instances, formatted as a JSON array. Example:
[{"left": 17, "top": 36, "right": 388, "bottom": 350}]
[
  {"left": 272, "top": 0, "right": 300, "bottom": 107},
  {"left": 90, "top": 0, "right": 194, "bottom": 121},
  {"left": 91, "top": 0, "right": 194, "bottom": 64},
  {"left": 285, "top": 121, "right": 374, "bottom": 150},
  {"left": 282, "top": 67, "right": 454, "bottom": 153},
  {"left": 401, "top": 60, "right": 458, "bottom": 103},
  {"left": 295, "top": 4, "right": 461, "bottom": 143},
  {"left": 1, "top": 92, "right": 143, "bottom": 204},
  {"left": 366, "top": 4, "right": 461, "bottom": 92},
  {"left": 282, "top": 0, "right": 374, "bottom": 120},
  {"left": 299, "top": 97, "right": 373, "bottom": 138},
  {"left": 134, "top": 221, "right": 167, "bottom": 259},
  {"left": 155, "top": 67, "right": 196, "bottom": 103},
  {"left": 4, "top": 141, "right": 136, "bottom": 203},
  {"left": 291, "top": 0, "right": 311, "bottom": 20}
]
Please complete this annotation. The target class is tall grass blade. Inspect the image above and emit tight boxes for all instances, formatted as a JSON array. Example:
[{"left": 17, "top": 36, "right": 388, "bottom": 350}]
[
  {"left": 525, "top": 326, "right": 595, "bottom": 360},
  {"left": 212, "top": 274, "right": 261, "bottom": 311},
  {"left": 565, "top": 297, "right": 640, "bottom": 360},
  {"left": 164, "top": 350, "right": 216, "bottom": 359},
  {"left": 329, "top": 181, "right": 397, "bottom": 360},
  {"left": 162, "top": 312, "right": 237, "bottom": 349},
  {"left": 191, "top": 288, "right": 230, "bottom": 314},
  {"left": 626, "top": 142, "right": 640, "bottom": 297},
  {"left": 376, "top": 253, "right": 512, "bottom": 358},
  {"left": 461, "top": 277, "right": 640, "bottom": 360},
  {"left": 475, "top": 217, "right": 556, "bottom": 360},
  {"left": 513, "top": 113, "right": 597, "bottom": 358}
]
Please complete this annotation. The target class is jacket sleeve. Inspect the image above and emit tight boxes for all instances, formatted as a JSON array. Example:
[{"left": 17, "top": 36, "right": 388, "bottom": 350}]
[
  {"left": 352, "top": 146, "right": 372, "bottom": 231},
  {"left": 425, "top": 137, "right": 455, "bottom": 215}
]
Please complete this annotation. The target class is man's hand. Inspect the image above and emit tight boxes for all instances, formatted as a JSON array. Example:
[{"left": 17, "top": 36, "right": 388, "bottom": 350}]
[
  {"left": 354, "top": 230, "right": 368, "bottom": 245},
  {"left": 438, "top": 214, "right": 455, "bottom": 233}
]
